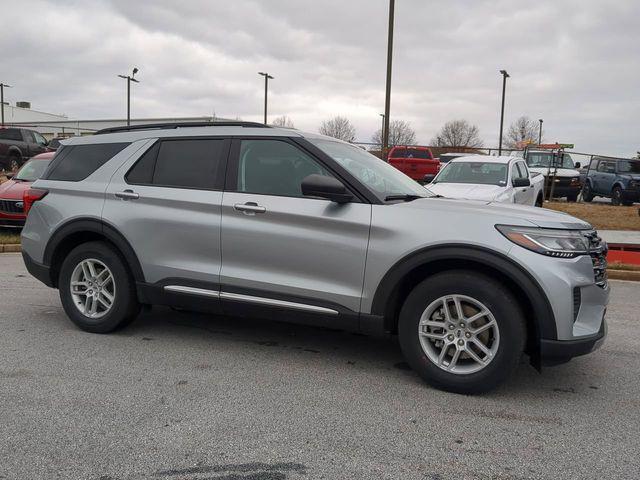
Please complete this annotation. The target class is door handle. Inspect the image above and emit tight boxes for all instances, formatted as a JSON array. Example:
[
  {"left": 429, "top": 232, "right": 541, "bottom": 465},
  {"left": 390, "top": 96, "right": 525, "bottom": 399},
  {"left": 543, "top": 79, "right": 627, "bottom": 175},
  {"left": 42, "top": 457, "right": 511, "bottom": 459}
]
[
  {"left": 234, "top": 202, "right": 266, "bottom": 214},
  {"left": 115, "top": 189, "right": 139, "bottom": 200}
]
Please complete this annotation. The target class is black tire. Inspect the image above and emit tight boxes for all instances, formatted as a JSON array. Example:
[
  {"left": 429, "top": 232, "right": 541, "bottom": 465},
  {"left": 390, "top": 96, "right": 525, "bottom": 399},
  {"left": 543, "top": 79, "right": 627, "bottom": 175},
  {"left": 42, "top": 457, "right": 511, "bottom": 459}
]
[
  {"left": 535, "top": 194, "right": 543, "bottom": 207},
  {"left": 58, "top": 241, "right": 140, "bottom": 333},
  {"left": 612, "top": 186, "right": 623, "bottom": 206},
  {"left": 566, "top": 193, "right": 578, "bottom": 202},
  {"left": 398, "top": 270, "right": 526, "bottom": 394},
  {"left": 582, "top": 183, "right": 594, "bottom": 202},
  {"left": 9, "top": 154, "right": 21, "bottom": 172}
]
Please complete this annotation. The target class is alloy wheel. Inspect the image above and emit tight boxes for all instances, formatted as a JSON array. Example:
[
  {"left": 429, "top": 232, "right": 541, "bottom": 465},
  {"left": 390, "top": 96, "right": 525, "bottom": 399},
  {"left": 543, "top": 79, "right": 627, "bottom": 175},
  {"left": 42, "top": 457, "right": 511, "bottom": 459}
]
[
  {"left": 418, "top": 294, "right": 500, "bottom": 375},
  {"left": 70, "top": 259, "right": 116, "bottom": 318}
]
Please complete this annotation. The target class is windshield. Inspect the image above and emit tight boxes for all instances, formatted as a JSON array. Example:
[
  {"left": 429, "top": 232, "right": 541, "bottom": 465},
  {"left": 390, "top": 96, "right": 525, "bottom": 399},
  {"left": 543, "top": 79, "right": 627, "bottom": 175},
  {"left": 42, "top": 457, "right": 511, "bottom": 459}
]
[
  {"left": 434, "top": 161, "right": 508, "bottom": 186},
  {"left": 15, "top": 159, "right": 51, "bottom": 181},
  {"left": 526, "top": 152, "right": 574, "bottom": 169},
  {"left": 618, "top": 160, "right": 640, "bottom": 174},
  {"left": 308, "top": 138, "right": 431, "bottom": 200}
]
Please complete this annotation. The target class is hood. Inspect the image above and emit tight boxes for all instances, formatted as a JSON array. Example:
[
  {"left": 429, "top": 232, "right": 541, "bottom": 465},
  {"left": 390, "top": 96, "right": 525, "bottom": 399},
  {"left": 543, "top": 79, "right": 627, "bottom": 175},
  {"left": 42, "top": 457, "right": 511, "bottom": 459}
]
[
  {"left": 428, "top": 183, "right": 504, "bottom": 201},
  {"left": 528, "top": 167, "right": 579, "bottom": 178},
  {"left": 398, "top": 196, "right": 592, "bottom": 230},
  {"left": 0, "top": 179, "right": 31, "bottom": 200}
]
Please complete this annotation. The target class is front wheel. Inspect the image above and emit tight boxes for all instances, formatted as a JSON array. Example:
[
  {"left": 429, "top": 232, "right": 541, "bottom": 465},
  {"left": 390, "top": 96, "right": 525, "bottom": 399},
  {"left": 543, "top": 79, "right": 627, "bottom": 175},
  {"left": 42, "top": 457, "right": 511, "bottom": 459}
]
[
  {"left": 582, "top": 183, "right": 594, "bottom": 202},
  {"left": 535, "top": 194, "right": 543, "bottom": 207},
  {"left": 58, "top": 241, "right": 140, "bottom": 333},
  {"left": 398, "top": 271, "right": 526, "bottom": 394}
]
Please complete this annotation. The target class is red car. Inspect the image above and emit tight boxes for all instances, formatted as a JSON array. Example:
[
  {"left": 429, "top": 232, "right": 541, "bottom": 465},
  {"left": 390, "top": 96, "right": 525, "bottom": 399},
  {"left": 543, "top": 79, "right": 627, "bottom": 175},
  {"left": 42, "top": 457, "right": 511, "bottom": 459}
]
[
  {"left": 0, "top": 151, "right": 54, "bottom": 228},
  {"left": 387, "top": 146, "right": 440, "bottom": 182}
]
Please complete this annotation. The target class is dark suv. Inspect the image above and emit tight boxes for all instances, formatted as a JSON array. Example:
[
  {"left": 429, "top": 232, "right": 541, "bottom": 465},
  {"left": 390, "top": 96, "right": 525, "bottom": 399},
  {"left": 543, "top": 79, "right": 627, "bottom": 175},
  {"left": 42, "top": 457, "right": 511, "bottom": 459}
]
[
  {"left": 0, "top": 127, "right": 51, "bottom": 171},
  {"left": 583, "top": 157, "right": 640, "bottom": 205}
]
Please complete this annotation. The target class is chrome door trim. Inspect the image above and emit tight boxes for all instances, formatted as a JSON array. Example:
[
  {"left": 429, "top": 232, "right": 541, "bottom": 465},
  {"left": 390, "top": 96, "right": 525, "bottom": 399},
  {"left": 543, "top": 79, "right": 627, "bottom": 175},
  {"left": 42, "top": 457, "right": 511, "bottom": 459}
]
[
  {"left": 220, "top": 291, "right": 339, "bottom": 315},
  {"left": 163, "top": 285, "right": 221, "bottom": 298}
]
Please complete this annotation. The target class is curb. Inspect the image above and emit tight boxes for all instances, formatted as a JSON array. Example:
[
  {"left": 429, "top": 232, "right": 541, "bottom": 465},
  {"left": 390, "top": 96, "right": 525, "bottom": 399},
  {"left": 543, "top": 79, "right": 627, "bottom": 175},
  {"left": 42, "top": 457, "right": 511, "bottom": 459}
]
[
  {"left": 0, "top": 244, "right": 21, "bottom": 253},
  {"left": 608, "top": 269, "right": 640, "bottom": 282}
]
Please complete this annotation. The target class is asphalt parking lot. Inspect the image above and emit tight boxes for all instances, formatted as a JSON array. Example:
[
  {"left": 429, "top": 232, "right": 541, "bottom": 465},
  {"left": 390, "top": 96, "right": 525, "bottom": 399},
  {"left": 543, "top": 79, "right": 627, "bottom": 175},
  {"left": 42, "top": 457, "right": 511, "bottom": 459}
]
[{"left": 0, "top": 253, "right": 638, "bottom": 480}]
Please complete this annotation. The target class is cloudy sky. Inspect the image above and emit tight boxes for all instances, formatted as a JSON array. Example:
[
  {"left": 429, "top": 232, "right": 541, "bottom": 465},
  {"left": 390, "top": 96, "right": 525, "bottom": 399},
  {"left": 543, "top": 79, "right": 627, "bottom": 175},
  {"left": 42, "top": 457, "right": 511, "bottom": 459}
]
[{"left": 2, "top": 0, "right": 639, "bottom": 156}]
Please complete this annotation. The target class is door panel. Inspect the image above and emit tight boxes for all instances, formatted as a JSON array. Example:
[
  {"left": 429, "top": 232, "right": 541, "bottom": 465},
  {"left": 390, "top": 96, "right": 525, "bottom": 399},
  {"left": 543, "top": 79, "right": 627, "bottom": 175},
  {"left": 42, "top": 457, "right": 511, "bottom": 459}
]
[
  {"left": 220, "top": 192, "right": 371, "bottom": 312},
  {"left": 102, "top": 138, "right": 228, "bottom": 287}
]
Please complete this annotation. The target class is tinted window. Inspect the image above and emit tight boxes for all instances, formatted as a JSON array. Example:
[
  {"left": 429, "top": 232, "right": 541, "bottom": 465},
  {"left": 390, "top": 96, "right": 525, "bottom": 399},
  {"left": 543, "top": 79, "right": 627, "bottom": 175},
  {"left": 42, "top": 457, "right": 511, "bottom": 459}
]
[
  {"left": 0, "top": 128, "right": 23, "bottom": 141},
  {"left": 46, "top": 143, "right": 129, "bottom": 181},
  {"left": 617, "top": 160, "right": 640, "bottom": 174},
  {"left": 237, "top": 139, "right": 332, "bottom": 197},
  {"left": 390, "top": 148, "right": 432, "bottom": 159},
  {"left": 15, "top": 159, "right": 51, "bottom": 181},
  {"left": 33, "top": 131, "right": 48, "bottom": 146},
  {"left": 127, "top": 139, "right": 226, "bottom": 190}
]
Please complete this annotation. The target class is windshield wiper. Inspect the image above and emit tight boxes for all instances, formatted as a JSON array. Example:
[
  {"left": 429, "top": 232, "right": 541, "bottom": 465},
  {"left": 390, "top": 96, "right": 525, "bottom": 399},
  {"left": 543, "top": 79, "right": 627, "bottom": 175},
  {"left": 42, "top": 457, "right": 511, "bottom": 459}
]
[{"left": 384, "top": 194, "right": 425, "bottom": 202}]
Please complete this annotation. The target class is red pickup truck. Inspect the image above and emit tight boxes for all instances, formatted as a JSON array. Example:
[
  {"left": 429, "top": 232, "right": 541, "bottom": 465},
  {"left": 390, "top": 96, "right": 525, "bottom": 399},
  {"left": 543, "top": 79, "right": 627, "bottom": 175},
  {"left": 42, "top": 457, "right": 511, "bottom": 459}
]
[{"left": 387, "top": 146, "right": 440, "bottom": 182}]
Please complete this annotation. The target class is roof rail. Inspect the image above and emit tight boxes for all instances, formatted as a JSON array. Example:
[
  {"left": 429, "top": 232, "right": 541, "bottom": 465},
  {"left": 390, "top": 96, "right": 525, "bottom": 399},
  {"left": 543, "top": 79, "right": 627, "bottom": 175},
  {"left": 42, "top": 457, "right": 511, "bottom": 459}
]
[{"left": 95, "top": 121, "right": 269, "bottom": 135}]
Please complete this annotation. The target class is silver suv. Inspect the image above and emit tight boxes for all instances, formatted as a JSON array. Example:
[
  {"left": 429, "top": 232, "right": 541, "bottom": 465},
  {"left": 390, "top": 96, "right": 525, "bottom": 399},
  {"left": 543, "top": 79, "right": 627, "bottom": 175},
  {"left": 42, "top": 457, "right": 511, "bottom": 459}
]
[{"left": 21, "top": 122, "right": 608, "bottom": 393}]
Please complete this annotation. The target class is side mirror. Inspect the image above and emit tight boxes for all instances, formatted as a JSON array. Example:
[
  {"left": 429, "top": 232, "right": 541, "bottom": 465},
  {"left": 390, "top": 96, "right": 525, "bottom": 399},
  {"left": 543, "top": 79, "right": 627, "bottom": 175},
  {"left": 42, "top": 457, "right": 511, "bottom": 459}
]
[
  {"left": 575, "top": 162, "right": 581, "bottom": 169},
  {"left": 423, "top": 174, "right": 436, "bottom": 184},
  {"left": 301, "top": 174, "right": 353, "bottom": 203},
  {"left": 513, "top": 177, "right": 530, "bottom": 187}
]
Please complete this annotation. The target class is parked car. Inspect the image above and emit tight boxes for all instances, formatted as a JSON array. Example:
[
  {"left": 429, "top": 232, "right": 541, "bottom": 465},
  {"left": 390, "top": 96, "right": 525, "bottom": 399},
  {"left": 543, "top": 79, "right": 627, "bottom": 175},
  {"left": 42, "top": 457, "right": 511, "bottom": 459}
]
[
  {"left": 524, "top": 149, "right": 582, "bottom": 201},
  {"left": 583, "top": 157, "right": 640, "bottom": 205},
  {"left": 0, "top": 127, "right": 52, "bottom": 171},
  {"left": 437, "top": 152, "right": 478, "bottom": 164},
  {"left": 426, "top": 156, "right": 545, "bottom": 207},
  {"left": 21, "top": 122, "right": 608, "bottom": 394},
  {"left": 387, "top": 146, "right": 440, "bottom": 182},
  {"left": 0, "top": 151, "right": 55, "bottom": 228}
]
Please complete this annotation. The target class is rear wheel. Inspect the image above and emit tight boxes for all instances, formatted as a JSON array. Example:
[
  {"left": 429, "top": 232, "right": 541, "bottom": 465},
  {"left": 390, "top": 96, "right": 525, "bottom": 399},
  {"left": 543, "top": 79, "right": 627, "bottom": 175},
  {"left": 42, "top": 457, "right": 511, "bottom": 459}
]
[
  {"left": 612, "top": 186, "right": 623, "bottom": 206},
  {"left": 9, "top": 154, "right": 21, "bottom": 172},
  {"left": 58, "top": 241, "right": 140, "bottom": 333},
  {"left": 582, "top": 183, "right": 594, "bottom": 202},
  {"left": 398, "top": 271, "right": 526, "bottom": 394}
]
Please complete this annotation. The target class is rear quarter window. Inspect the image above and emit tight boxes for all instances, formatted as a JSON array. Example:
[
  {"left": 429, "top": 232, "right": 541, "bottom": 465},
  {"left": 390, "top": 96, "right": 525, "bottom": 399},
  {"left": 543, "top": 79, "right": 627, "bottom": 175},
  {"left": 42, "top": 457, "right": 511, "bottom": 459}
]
[{"left": 44, "top": 143, "right": 130, "bottom": 181}]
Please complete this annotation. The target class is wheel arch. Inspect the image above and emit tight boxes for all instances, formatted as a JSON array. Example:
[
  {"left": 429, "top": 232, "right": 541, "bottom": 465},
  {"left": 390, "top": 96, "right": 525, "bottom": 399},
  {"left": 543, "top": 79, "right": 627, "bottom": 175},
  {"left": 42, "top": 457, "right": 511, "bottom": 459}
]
[
  {"left": 370, "top": 245, "right": 558, "bottom": 355},
  {"left": 43, "top": 218, "right": 144, "bottom": 288}
]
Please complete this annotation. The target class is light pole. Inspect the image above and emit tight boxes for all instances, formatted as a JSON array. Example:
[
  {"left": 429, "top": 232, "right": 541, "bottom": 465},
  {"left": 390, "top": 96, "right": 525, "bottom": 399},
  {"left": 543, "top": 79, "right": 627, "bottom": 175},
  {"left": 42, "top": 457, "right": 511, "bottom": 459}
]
[
  {"left": 258, "top": 72, "right": 274, "bottom": 125},
  {"left": 538, "top": 118, "right": 543, "bottom": 145},
  {"left": 118, "top": 68, "right": 139, "bottom": 126},
  {"left": 382, "top": 0, "right": 395, "bottom": 160},
  {"left": 0, "top": 82, "right": 12, "bottom": 127},
  {"left": 379, "top": 113, "right": 385, "bottom": 149},
  {"left": 498, "top": 69, "right": 509, "bottom": 155}
]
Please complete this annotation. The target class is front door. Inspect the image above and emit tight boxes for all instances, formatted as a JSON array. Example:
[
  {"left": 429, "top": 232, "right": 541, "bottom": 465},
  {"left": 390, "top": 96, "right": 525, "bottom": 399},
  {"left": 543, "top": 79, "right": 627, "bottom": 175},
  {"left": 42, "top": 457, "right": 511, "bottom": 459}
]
[
  {"left": 513, "top": 161, "right": 534, "bottom": 205},
  {"left": 220, "top": 138, "right": 371, "bottom": 318}
]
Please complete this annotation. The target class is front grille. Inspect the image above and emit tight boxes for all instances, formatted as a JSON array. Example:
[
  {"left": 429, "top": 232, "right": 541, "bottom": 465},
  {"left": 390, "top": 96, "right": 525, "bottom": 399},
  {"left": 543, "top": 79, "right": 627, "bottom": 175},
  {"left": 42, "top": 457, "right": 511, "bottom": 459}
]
[
  {"left": 0, "top": 199, "right": 23, "bottom": 214},
  {"left": 585, "top": 230, "right": 608, "bottom": 287}
]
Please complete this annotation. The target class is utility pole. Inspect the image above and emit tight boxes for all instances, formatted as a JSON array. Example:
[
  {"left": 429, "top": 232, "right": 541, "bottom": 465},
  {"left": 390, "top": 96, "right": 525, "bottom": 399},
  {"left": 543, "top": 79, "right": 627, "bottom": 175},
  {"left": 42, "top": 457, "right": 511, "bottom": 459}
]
[
  {"left": 118, "top": 68, "right": 139, "bottom": 126},
  {"left": 498, "top": 70, "right": 509, "bottom": 155},
  {"left": 382, "top": 0, "right": 395, "bottom": 160},
  {"left": 538, "top": 118, "right": 543, "bottom": 145},
  {"left": 379, "top": 113, "right": 385, "bottom": 149},
  {"left": 258, "top": 72, "right": 274, "bottom": 125},
  {"left": 0, "top": 83, "right": 12, "bottom": 127}
]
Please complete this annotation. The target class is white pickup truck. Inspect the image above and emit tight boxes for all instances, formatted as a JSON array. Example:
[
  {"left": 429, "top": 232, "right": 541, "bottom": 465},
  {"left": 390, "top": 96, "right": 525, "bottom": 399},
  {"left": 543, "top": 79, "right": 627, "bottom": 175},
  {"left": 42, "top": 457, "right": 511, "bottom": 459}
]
[{"left": 425, "top": 155, "right": 545, "bottom": 207}]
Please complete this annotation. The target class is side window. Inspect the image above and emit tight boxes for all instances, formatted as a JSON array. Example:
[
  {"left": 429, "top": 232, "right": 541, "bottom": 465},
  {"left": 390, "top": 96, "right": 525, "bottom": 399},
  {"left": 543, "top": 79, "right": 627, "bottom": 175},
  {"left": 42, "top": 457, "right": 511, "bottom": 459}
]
[
  {"left": 33, "top": 132, "right": 48, "bottom": 146},
  {"left": 596, "top": 160, "right": 607, "bottom": 173},
  {"left": 23, "top": 130, "right": 36, "bottom": 143},
  {"left": 604, "top": 161, "right": 616, "bottom": 174},
  {"left": 0, "top": 128, "right": 23, "bottom": 141},
  {"left": 45, "top": 143, "right": 130, "bottom": 181},
  {"left": 126, "top": 139, "right": 226, "bottom": 190},
  {"left": 513, "top": 162, "right": 528, "bottom": 180},
  {"left": 236, "top": 139, "right": 333, "bottom": 198}
]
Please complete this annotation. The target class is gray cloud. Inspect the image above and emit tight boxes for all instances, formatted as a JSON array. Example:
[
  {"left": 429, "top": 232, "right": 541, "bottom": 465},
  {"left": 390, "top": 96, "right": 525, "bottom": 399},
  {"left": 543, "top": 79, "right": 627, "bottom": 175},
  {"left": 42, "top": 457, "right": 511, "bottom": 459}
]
[{"left": 2, "top": 0, "right": 638, "bottom": 156}]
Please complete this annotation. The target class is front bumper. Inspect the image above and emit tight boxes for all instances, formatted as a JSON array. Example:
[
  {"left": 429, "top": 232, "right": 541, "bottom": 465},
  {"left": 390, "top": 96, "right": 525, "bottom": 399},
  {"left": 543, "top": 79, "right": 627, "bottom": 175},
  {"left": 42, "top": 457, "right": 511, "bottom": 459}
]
[
  {"left": 540, "top": 315, "right": 606, "bottom": 364},
  {"left": 548, "top": 185, "right": 581, "bottom": 198}
]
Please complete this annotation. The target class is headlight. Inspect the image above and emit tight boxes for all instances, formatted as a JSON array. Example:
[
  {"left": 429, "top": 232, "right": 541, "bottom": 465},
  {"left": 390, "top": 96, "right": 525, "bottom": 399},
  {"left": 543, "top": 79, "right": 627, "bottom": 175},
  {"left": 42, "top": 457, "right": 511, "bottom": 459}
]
[
  {"left": 496, "top": 225, "right": 590, "bottom": 258},
  {"left": 570, "top": 177, "right": 581, "bottom": 185}
]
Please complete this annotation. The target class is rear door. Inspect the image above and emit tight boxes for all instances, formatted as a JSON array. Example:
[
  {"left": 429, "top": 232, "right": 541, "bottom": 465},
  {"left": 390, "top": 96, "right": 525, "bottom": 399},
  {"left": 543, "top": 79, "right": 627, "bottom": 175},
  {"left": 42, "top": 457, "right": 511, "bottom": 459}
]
[
  {"left": 103, "top": 137, "right": 230, "bottom": 303},
  {"left": 220, "top": 137, "right": 371, "bottom": 322}
]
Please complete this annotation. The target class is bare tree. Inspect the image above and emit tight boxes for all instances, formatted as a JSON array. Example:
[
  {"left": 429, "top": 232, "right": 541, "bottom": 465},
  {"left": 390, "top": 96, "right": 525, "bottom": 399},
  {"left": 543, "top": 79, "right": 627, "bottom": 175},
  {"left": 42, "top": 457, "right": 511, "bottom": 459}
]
[
  {"left": 272, "top": 115, "right": 295, "bottom": 128},
  {"left": 430, "top": 119, "right": 484, "bottom": 148},
  {"left": 505, "top": 116, "right": 542, "bottom": 149},
  {"left": 319, "top": 116, "right": 356, "bottom": 142},
  {"left": 371, "top": 119, "right": 416, "bottom": 146}
]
